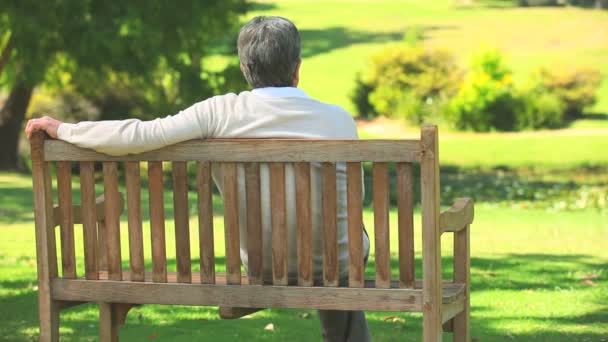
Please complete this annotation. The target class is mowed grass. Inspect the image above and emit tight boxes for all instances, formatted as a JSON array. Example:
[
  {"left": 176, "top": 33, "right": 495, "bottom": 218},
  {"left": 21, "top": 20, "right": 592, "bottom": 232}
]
[
  {"left": 3, "top": 1, "right": 608, "bottom": 340},
  {"left": 360, "top": 125, "right": 608, "bottom": 168},
  {"left": 240, "top": 0, "right": 608, "bottom": 115},
  {"left": 1, "top": 157, "right": 607, "bottom": 341}
]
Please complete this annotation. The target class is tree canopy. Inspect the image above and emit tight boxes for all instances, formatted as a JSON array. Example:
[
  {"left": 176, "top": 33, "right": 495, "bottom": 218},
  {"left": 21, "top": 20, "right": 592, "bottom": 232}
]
[{"left": 0, "top": 0, "right": 248, "bottom": 169}]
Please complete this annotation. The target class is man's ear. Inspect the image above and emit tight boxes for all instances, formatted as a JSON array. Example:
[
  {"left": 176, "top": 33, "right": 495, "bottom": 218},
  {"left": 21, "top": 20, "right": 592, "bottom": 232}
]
[{"left": 293, "top": 59, "right": 302, "bottom": 87}]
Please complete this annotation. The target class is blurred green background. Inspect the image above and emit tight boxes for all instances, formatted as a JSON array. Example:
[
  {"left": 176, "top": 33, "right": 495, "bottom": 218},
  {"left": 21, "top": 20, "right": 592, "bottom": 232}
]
[{"left": 1, "top": 0, "right": 607, "bottom": 341}]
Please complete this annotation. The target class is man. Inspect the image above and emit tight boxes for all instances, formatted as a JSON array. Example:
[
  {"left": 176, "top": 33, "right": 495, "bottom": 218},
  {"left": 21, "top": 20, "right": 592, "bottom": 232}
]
[{"left": 26, "top": 16, "right": 371, "bottom": 342}]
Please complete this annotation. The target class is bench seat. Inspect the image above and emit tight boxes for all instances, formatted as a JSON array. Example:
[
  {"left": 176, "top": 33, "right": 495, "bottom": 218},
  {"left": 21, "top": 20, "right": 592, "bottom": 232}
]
[{"left": 52, "top": 271, "right": 465, "bottom": 315}]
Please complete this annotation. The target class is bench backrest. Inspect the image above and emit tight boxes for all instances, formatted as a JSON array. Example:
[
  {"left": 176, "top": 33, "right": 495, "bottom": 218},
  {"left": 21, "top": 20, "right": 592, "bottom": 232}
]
[{"left": 29, "top": 126, "right": 440, "bottom": 300}]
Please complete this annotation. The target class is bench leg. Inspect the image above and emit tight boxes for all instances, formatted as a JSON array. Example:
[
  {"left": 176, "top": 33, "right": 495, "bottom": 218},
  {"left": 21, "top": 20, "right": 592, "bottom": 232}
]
[
  {"left": 99, "top": 302, "right": 137, "bottom": 342},
  {"left": 99, "top": 302, "right": 119, "bottom": 342},
  {"left": 423, "top": 310, "right": 443, "bottom": 342},
  {"left": 38, "top": 300, "right": 60, "bottom": 342},
  {"left": 453, "top": 225, "right": 470, "bottom": 342}
]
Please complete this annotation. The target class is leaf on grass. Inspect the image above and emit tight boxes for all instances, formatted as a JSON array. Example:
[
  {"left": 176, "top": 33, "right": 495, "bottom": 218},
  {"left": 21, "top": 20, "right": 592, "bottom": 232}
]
[
  {"left": 264, "top": 323, "right": 275, "bottom": 331},
  {"left": 298, "top": 312, "right": 310, "bottom": 319},
  {"left": 148, "top": 332, "right": 157, "bottom": 339},
  {"left": 582, "top": 279, "right": 597, "bottom": 286},
  {"left": 581, "top": 273, "right": 599, "bottom": 280},
  {"left": 383, "top": 315, "right": 406, "bottom": 323}
]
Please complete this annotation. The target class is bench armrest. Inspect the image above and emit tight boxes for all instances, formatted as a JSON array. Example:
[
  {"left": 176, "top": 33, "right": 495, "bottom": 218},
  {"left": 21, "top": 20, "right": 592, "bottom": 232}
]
[
  {"left": 53, "top": 193, "right": 125, "bottom": 227},
  {"left": 439, "top": 198, "right": 474, "bottom": 233}
]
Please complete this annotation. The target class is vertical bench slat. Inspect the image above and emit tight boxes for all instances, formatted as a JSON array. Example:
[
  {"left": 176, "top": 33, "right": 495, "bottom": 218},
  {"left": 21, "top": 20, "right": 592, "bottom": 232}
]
[
  {"left": 421, "top": 126, "right": 442, "bottom": 340},
  {"left": 245, "top": 163, "right": 263, "bottom": 285},
  {"left": 270, "top": 163, "right": 288, "bottom": 286},
  {"left": 346, "top": 162, "right": 364, "bottom": 288},
  {"left": 102, "top": 162, "right": 122, "bottom": 281},
  {"left": 172, "top": 161, "right": 192, "bottom": 283},
  {"left": 97, "top": 221, "right": 108, "bottom": 271},
  {"left": 453, "top": 224, "right": 471, "bottom": 341},
  {"left": 321, "top": 162, "right": 338, "bottom": 287},
  {"left": 30, "top": 133, "right": 59, "bottom": 340},
  {"left": 56, "top": 161, "right": 76, "bottom": 279},
  {"left": 197, "top": 162, "right": 215, "bottom": 284},
  {"left": 223, "top": 163, "right": 241, "bottom": 285},
  {"left": 397, "top": 162, "right": 415, "bottom": 288},
  {"left": 148, "top": 161, "right": 167, "bottom": 283},
  {"left": 373, "top": 162, "right": 390, "bottom": 289},
  {"left": 295, "top": 162, "right": 313, "bottom": 287},
  {"left": 79, "top": 161, "right": 98, "bottom": 280},
  {"left": 124, "top": 161, "right": 144, "bottom": 282},
  {"left": 44, "top": 161, "right": 59, "bottom": 278}
]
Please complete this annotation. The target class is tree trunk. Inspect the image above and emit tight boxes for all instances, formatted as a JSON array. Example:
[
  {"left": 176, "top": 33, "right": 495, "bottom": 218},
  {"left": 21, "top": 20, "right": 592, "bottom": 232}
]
[{"left": 0, "top": 79, "right": 34, "bottom": 170}]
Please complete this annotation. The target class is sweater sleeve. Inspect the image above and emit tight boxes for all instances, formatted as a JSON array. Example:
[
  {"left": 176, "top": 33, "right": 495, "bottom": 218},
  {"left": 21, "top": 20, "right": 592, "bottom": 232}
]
[{"left": 56, "top": 100, "right": 212, "bottom": 156}]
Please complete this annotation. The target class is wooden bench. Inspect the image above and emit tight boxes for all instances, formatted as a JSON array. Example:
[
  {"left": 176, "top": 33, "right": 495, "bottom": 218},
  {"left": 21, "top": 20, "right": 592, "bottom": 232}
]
[{"left": 29, "top": 125, "right": 473, "bottom": 341}]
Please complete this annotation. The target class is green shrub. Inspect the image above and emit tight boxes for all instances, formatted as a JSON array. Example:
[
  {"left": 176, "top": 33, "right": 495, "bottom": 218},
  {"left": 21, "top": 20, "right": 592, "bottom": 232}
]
[
  {"left": 531, "top": 67, "right": 602, "bottom": 119},
  {"left": 516, "top": 90, "right": 565, "bottom": 130},
  {"left": 352, "top": 45, "right": 461, "bottom": 123},
  {"left": 350, "top": 76, "right": 377, "bottom": 119},
  {"left": 448, "top": 48, "right": 521, "bottom": 131}
]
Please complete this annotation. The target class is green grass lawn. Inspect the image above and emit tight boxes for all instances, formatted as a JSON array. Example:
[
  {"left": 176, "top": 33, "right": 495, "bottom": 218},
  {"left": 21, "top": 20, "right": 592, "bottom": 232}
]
[
  {"left": 1, "top": 144, "right": 607, "bottom": 341},
  {"left": 361, "top": 127, "right": 608, "bottom": 168},
  {"left": 3, "top": 1, "right": 608, "bottom": 340},
  {"left": 237, "top": 0, "right": 608, "bottom": 115}
]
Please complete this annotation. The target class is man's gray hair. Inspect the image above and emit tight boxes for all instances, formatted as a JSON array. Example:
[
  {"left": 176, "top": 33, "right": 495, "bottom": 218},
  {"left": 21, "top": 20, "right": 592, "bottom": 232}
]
[{"left": 237, "top": 16, "right": 301, "bottom": 88}]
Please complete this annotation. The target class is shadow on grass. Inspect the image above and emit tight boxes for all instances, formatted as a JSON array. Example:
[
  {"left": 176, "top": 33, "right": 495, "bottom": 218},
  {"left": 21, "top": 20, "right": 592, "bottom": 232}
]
[
  {"left": 1, "top": 253, "right": 606, "bottom": 341},
  {"left": 299, "top": 25, "right": 456, "bottom": 58},
  {"left": 4, "top": 162, "right": 606, "bottom": 225},
  {"left": 300, "top": 27, "right": 402, "bottom": 58},
  {"left": 576, "top": 112, "right": 608, "bottom": 121},
  {"left": 0, "top": 185, "right": 36, "bottom": 224},
  {"left": 361, "top": 162, "right": 607, "bottom": 209}
]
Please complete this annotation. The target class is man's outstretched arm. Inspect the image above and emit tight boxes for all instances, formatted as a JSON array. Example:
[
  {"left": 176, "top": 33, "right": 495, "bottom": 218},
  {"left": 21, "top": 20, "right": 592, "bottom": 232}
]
[{"left": 25, "top": 101, "right": 210, "bottom": 156}]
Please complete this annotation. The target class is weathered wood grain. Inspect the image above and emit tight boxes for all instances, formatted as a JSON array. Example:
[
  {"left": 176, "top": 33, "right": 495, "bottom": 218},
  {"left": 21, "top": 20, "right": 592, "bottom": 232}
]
[
  {"left": 295, "top": 162, "right": 313, "bottom": 287},
  {"left": 197, "top": 162, "right": 215, "bottom": 284},
  {"left": 373, "top": 162, "right": 390, "bottom": 289},
  {"left": 270, "top": 163, "right": 288, "bottom": 286},
  {"left": 56, "top": 161, "right": 76, "bottom": 279},
  {"left": 79, "top": 161, "right": 98, "bottom": 280},
  {"left": 102, "top": 162, "right": 122, "bottom": 281},
  {"left": 148, "top": 161, "right": 167, "bottom": 283},
  {"left": 396, "top": 162, "right": 415, "bottom": 288},
  {"left": 440, "top": 198, "right": 474, "bottom": 233},
  {"left": 222, "top": 163, "right": 241, "bottom": 285},
  {"left": 124, "top": 162, "right": 144, "bottom": 282},
  {"left": 321, "top": 162, "right": 338, "bottom": 287},
  {"left": 172, "top": 161, "right": 192, "bottom": 283},
  {"left": 45, "top": 139, "right": 421, "bottom": 162},
  {"left": 420, "top": 125, "right": 442, "bottom": 341},
  {"left": 245, "top": 163, "right": 263, "bottom": 285},
  {"left": 346, "top": 162, "right": 364, "bottom": 288}
]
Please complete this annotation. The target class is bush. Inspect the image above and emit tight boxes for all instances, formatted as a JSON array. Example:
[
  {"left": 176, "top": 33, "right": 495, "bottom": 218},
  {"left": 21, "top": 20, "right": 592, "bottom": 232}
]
[
  {"left": 516, "top": 90, "right": 565, "bottom": 130},
  {"left": 530, "top": 67, "right": 602, "bottom": 119},
  {"left": 350, "top": 76, "right": 377, "bottom": 119},
  {"left": 351, "top": 45, "right": 461, "bottom": 124},
  {"left": 448, "top": 49, "right": 521, "bottom": 131}
]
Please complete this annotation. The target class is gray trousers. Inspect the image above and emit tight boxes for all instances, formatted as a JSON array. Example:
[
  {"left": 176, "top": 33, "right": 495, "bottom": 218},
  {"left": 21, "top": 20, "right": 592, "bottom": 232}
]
[
  {"left": 318, "top": 229, "right": 371, "bottom": 342},
  {"left": 318, "top": 310, "right": 371, "bottom": 342}
]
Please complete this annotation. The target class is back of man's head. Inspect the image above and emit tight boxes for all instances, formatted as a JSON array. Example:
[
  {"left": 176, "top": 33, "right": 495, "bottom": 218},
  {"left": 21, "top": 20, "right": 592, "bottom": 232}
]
[{"left": 238, "top": 16, "right": 301, "bottom": 88}]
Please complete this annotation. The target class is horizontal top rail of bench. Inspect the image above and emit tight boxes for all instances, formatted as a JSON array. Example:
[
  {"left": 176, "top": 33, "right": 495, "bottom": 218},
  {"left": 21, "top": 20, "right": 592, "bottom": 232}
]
[{"left": 43, "top": 138, "right": 423, "bottom": 162}]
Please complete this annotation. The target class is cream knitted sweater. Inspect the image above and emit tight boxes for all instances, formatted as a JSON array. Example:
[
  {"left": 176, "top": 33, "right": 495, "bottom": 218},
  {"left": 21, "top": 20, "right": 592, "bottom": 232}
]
[{"left": 57, "top": 88, "right": 370, "bottom": 282}]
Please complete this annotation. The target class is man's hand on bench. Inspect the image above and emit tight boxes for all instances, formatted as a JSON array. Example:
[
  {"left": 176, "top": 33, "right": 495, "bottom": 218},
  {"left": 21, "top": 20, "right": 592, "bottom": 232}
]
[{"left": 25, "top": 115, "right": 62, "bottom": 139}]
